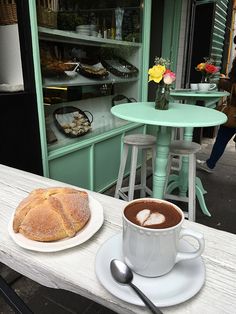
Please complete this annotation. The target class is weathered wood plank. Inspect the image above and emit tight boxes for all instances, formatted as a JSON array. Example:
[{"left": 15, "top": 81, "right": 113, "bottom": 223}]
[{"left": 0, "top": 164, "right": 235, "bottom": 314}]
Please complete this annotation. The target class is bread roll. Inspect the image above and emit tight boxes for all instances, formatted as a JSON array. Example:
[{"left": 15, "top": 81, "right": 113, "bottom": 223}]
[{"left": 13, "top": 187, "right": 91, "bottom": 242}]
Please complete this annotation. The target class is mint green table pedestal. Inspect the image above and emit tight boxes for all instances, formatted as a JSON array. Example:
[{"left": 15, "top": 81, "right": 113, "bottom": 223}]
[{"left": 152, "top": 126, "right": 172, "bottom": 198}]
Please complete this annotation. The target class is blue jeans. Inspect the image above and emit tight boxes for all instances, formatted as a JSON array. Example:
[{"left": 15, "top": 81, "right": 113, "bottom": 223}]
[{"left": 206, "top": 125, "right": 236, "bottom": 169}]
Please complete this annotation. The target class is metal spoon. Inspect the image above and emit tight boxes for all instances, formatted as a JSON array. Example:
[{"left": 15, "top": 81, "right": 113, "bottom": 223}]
[{"left": 110, "top": 259, "right": 163, "bottom": 314}]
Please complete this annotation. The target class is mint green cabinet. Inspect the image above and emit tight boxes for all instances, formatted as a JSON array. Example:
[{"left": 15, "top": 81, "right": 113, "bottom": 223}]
[
  {"left": 94, "top": 135, "right": 122, "bottom": 192},
  {"left": 49, "top": 124, "right": 145, "bottom": 191},
  {"left": 28, "top": 1, "right": 152, "bottom": 192},
  {"left": 49, "top": 146, "right": 91, "bottom": 189}
]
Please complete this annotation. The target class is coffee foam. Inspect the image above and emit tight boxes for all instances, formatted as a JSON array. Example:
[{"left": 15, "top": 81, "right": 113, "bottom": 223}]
[{"left": 136, "top": 209, "right": 165, "bottom": 226}]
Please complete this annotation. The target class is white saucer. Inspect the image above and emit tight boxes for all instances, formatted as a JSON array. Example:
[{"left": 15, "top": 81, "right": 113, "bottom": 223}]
[
  {"left": 95, "top": 233, "right": 205, "bottom": 307},
  {"left": 8, "top": 194, "right": 104, "bottom": 252}
]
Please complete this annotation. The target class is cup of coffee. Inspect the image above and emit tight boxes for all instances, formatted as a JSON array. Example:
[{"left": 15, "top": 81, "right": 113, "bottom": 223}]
[
  {"left": 190, "top": 83, "right": 198, "bottom": 91},
  {"left": 123, "top": 198, "right": 205, "bottom": 277},
  {"left": 198, "top": 83, "right": 217, "bottom": 91}
]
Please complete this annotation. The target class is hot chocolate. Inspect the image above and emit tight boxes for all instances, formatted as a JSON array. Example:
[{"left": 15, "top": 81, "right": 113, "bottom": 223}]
[
  {"left": 123, "top": 198, "right": 204, "bottom": 277},
  {"left": 124, "top": 199, "right": 182, "bottom": 229}
]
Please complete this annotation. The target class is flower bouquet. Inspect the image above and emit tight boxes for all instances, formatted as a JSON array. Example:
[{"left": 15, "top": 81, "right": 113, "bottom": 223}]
[
  {"left": 148, "top": 57, "right": 176, "bottom": 110},
  {"left": 196, "top": 57, "right": 219, "bottom": 83}
]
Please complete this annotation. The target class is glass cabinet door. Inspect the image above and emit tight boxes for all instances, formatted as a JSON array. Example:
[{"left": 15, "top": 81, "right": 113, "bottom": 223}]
[{"left": 35, "top": 0, "right": 144, "bottom": 151}]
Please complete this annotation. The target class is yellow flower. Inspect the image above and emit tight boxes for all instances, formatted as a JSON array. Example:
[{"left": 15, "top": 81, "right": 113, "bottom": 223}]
[
  {"left": 148, "top": 65, "right": 166, "bottom": 83},
  {"left": 196, "top": 63, "right": 206, "bottom": 71}
]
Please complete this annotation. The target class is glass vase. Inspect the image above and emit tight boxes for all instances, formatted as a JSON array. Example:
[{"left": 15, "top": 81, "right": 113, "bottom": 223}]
[
  {"left": 201, "top": 75, "right": 210, "bottom": 83},
  {"left": 155, "top": 84, "right": 170, "bottom": 110}
]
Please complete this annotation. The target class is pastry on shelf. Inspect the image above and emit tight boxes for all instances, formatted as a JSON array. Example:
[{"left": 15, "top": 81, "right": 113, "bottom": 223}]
[
  {"left": 54, "top": 106, "right": 93, "bottom": 138},
  {"left": 101, "top": 57, "right": 139, "bottom": 78},
  {"left": 41, "top": 59, "right": 75, "bottom": 77},
  {"left": 77, "top": 62, "right": 109, "bottom": 79}
]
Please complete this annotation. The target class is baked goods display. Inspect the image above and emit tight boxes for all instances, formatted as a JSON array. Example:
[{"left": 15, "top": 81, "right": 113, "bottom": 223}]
[
  {"left": 101, "top": 57, "right": 139, "bottom": 78},
  {"left": 40, "top": 45, "right": 74, "bottom": 77},
  {"left": 42, "top": 59, "right": 74, "bottom": 77},
  {"left": 78, "top": 62, "right": 109, "bottom": 79},
  {"left": 13, "top": 187, "right": 91, "bottom": 242},
  {"left": 53, "top": 106, "right": 93, "bottom": 138}
]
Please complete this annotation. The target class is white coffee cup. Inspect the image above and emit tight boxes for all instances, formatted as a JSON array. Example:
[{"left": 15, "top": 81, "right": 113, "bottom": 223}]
[
  {"left": 190, "top": 83, "right": 198, "bottom": 91},
  {"left": 123, "top": 198, "right": 205, "bottom": 277},
  {"left": 198, "top": 83, "right": 217, "bottom": 91}
]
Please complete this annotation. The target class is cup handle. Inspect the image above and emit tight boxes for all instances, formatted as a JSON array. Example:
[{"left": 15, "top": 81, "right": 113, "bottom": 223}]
[
  {"left": 209, "top": 83, "right": 217, "bottom": 90},
  {"left": 175, "top": 228, "right": 205, "bottom": 263}
]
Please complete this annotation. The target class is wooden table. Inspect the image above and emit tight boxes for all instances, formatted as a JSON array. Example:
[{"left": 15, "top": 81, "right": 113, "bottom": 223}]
[{"left": 0, "top": 164, "right": 235, "bottom": 313}]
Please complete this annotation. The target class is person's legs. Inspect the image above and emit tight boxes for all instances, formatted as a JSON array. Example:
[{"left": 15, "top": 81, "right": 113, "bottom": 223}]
[{"left": 206, "top": 125, "right": 236, "bottom": 169}]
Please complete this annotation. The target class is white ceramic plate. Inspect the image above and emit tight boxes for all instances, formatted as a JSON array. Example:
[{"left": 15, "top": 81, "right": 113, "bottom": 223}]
[
  {"left": 8, "top": 194, "right": 104, "bottom": 252},
  {"left": 95, "top": 233, "right": 205, "bottom": 307}
]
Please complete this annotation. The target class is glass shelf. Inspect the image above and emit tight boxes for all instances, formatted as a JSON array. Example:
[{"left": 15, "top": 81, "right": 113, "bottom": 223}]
[
  {"left": 38, "top": 27, "right": 141, "bottom": 48},
  {"left": 43, "top": 72, "right": 139, "bottom": 87}
]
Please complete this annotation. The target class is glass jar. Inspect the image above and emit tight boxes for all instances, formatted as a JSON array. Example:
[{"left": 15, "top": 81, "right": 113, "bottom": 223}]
[{"left": 155, "top": 84, "right": 170, "bottom": 110}]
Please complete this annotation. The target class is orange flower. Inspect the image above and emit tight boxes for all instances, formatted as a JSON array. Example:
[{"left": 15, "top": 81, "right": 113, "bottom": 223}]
[{"left": 196, "top": 63, "right": 206, "bottom": 71}]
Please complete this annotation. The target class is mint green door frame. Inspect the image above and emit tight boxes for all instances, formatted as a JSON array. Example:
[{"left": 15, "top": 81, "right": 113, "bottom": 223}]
[
  {"left": 141, "top": 0, "right": 152, "bottom": 101},
  {"left": 28, "top": 1, "right": 49, "bottom": 176},
  {"left": 161, "top": 0, "right": 183, "bottom": 72}
]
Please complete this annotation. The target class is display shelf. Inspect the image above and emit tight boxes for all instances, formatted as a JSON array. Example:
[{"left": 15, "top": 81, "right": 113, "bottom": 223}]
[
  {"left": 47, "top": 112, "right": 130, "bottom": 155},
  {"left": 38, "top": 27, "right": 142, "bottom": 47},
  {"left": 45, "top": 96, "right": 136, "bottom": 154},
  {"left": 43, "top": 72, "right": 139, "bottom": 87},
  {"left": 28, "top": 0, "right": 151, "bottom": 191}
]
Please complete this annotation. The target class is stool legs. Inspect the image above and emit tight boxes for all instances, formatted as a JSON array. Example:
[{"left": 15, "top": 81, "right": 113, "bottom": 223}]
[
  {"left": 128, "top": 146, "right": 138, "bottom": 201},
  {"left": 151, "top": 146, "right": 156, "bottom": 173},
  {"left": 115, "top": 144, "right": 129, "bottom": 200},
  {"left": 188, "top": 153, "right": 196, "bottom": 221},
  {"left": 115, "top": 144, "right": 154, "bottom": 201},
  {"left": 140, "top": 148, "right": 147, "bottom": 198},
  {"left": 165, "top": 152, "right": 196, "bottom": 222}
]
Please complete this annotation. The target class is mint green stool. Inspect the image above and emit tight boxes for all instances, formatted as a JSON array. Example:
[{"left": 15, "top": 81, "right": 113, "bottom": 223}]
[{"left": 114, "top": 134, "right": 156, "bottom": 201}]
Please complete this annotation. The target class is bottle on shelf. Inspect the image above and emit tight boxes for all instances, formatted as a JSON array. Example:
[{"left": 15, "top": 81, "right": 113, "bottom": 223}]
[
  {"left": 111, "top": 12, "right": 115, "bottom": 39},
  {"left": 103, "top": 18, "right": 107, "bottom": 39},
  {"left": 97, "top": 30, "right": 102, "bottom": 38}
]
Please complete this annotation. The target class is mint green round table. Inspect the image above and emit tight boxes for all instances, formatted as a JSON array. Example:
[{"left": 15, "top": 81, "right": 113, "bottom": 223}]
[
  {"left": 170, "top": 89, "right": 229, "bottom": 108},
  {"left": 111, "top": 102, "right": 227, "bottom": 204}
]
